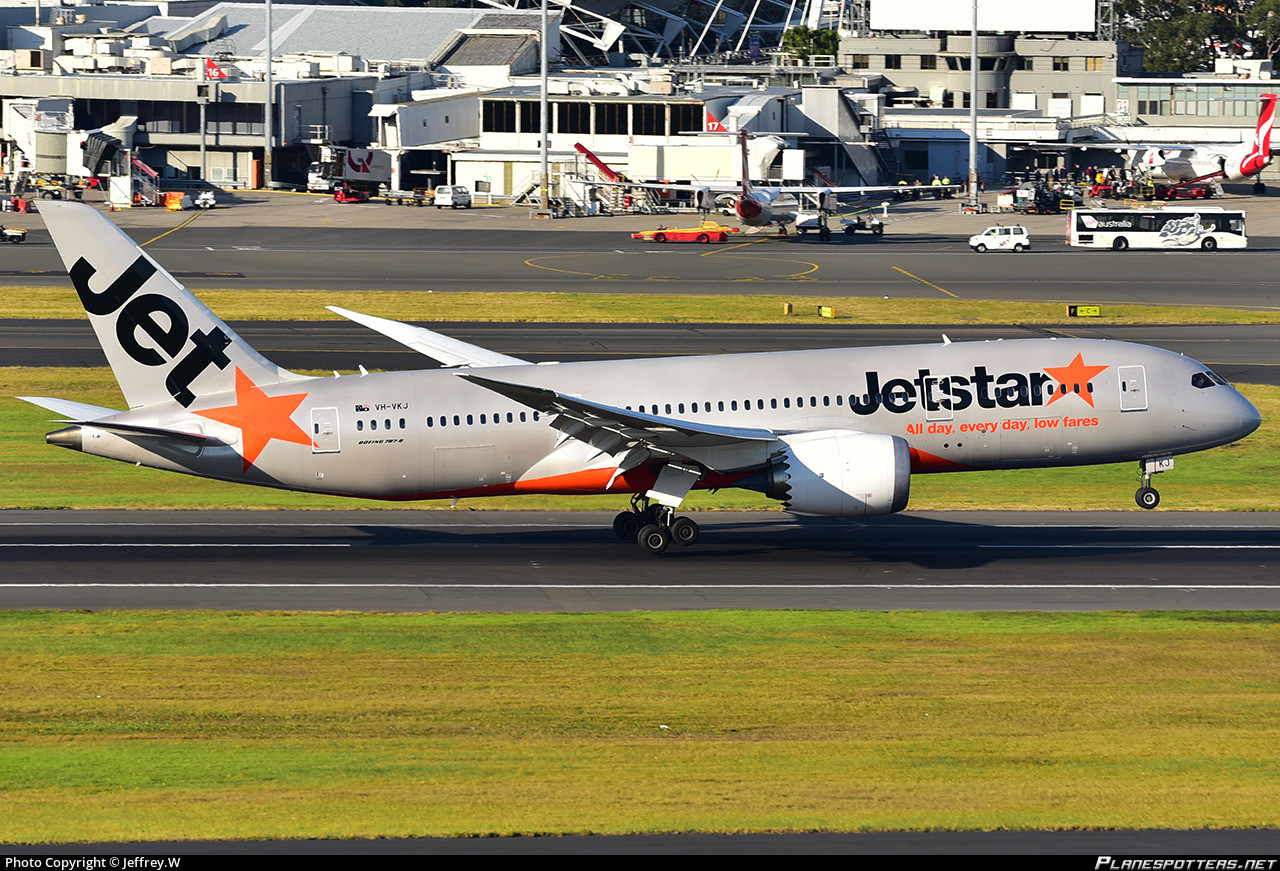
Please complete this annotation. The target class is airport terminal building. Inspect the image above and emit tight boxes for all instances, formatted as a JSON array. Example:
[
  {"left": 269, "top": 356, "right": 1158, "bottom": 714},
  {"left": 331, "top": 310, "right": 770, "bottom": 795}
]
[{"left": 2, "top": 0, "right": 1277, "bottom": 197}]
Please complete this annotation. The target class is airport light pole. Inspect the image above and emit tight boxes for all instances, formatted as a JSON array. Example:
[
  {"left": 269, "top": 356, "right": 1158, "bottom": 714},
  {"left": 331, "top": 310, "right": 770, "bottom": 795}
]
[
  {"left": 264, "top": 0, "right": 273, "bottom": 189},
  {"left": 969, "top": 0, "right": 978, "bottom": 207},
  {"left": 540, "top": 0, "right": 549, "bottom": 212}
]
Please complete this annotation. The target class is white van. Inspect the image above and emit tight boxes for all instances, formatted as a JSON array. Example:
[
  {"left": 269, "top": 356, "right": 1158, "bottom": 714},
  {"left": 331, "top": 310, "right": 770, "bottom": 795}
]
[
  {"left": 434, "top": 186, "right": 472, "bottom": 209},
  {"left": 969, "top": 224, "right": 1030, "bottom": 252}
]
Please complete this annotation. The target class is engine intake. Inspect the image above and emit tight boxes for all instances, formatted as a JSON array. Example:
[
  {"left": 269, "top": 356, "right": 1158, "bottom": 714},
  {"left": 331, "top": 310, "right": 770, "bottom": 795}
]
[{"left": 748, "top": 430, "right": 911, "bottom": 517}]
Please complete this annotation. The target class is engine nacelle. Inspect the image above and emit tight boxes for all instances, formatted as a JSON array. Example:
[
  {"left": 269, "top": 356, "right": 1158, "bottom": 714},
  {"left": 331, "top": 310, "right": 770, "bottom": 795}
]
[{"left": 751, "top": 430, "right": 911, "bottom": 517}]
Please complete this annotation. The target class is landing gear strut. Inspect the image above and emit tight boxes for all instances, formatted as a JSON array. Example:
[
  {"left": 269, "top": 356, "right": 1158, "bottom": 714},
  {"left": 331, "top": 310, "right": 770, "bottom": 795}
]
[
  {"left": 613, "top": 495, "right": 700, "bottom": 555},
  {"left": 1135, "top": 456, "right": 1172, "bottom": 509}
]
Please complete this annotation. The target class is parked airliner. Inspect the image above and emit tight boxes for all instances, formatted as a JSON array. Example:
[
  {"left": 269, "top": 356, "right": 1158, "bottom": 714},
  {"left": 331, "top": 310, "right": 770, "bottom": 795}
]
[
  {"left": 577, "top": 132, "right": 942, "bottom": 238},
  {"left": 20, "top": 202, "right": 1261, "bottom": 554},
  {"left": 1125, "top": 93, "right": 1276, "bottom": 193}
]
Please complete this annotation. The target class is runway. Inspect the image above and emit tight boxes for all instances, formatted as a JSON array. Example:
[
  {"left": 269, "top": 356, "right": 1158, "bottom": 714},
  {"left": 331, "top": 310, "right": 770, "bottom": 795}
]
[{"left": 3, "top": 510, "right": 1277, "bottom": 611}]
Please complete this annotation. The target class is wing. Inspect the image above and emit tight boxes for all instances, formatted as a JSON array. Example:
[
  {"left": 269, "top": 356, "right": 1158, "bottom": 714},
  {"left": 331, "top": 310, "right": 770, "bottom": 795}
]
[
  {"left": 458, "top": 373, "right": 777, "bottom": 469},
  {"left": 326, "top": 306, "right": 529, "bottom": 368},
  {"left": 590, "top": 178, "right": 738, "bottom": 193}
]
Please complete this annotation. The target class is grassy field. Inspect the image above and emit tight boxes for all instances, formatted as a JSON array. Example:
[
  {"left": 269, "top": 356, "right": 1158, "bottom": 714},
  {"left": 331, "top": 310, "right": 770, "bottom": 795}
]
[
  {"left": 6, "top": 287, "right": 1280, "bottom": 323},
  {"left": 1, "top": 610, "right": 1277, "bottom": 842},
  {"left": 3, "top": 367, "right": 1274, "bottom": 511}
]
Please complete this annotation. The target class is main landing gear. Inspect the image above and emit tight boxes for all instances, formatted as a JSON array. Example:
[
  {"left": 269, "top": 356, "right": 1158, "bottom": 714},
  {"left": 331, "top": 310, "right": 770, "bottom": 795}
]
[
  {"left": 1135, "top": 456, "right": 1173, "bottom": 509},
  {"left": 613, "top": 495, "right": 700, "bottom": 555}
]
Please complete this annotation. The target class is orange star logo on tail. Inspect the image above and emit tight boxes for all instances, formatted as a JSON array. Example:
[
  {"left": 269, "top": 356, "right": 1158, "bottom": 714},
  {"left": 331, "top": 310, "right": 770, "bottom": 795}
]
[
  {"left": 195, "top": 368, "right": 313, "bottom": 471},
  {"left": 1043, "top": 353, "right": 1109, "bottom": 408}
]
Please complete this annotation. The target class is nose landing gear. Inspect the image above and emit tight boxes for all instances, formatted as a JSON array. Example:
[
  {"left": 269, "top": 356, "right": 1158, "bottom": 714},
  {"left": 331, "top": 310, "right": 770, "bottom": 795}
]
[{"left": 1135, "top": 456, "right": 1173, "bottom": 509}]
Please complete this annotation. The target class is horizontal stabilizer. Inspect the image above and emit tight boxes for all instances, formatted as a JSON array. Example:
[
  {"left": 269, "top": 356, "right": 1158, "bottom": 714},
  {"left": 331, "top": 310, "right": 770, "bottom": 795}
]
[
  {"left": 18, "top": 396, "right": 120, "bottom": 420},
  {"left": 326, "top": 306, "right": 528, "bottom": 368}
]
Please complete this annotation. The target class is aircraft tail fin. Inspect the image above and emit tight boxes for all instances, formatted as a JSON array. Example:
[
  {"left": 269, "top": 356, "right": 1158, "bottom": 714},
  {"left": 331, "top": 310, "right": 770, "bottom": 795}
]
[
  {"left": 1247, "top": 94, "right": 1277, "bottom": 172},
  {"left": 40, "top": 201, "right": 303, "bottom": 411}
]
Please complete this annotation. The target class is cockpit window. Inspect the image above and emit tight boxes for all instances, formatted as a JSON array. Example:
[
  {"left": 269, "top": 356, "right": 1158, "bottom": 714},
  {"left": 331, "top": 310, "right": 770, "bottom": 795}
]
[{"left": 1191, "top": 372, "right": 1216, "bottom": 389}]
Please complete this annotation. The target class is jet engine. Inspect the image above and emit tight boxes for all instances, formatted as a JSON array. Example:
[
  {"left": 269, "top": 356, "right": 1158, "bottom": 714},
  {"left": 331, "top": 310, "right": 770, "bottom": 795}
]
[{"left": 746, "top": 430, "right": 911, "bottom": 517}]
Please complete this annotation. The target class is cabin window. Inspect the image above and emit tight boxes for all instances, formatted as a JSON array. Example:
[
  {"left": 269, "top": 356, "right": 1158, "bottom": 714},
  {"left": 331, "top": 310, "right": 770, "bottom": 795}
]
[
  {"left": 371, "top": 420, "right": 377, "bottom": 431},
  {"left": 357, "top": 420, "right": 364, "bottom": 431}
]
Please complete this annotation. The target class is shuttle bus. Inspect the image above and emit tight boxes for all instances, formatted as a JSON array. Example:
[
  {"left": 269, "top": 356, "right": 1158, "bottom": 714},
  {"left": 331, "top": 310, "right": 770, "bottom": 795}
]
[{"left": 1067, "top": 207, "right": 1246, "bottom": 251}]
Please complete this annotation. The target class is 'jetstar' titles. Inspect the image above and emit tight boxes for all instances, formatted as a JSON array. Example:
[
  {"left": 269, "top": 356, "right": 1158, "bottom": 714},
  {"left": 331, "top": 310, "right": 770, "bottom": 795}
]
[{"left": 847, "top": 364, "right": 1100, "bottom": 415}]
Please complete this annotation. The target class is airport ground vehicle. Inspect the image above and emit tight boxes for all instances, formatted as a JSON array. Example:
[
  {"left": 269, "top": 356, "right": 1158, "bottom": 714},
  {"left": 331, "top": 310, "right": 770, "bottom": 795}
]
[
  {"left": 1067, "top": 207, "right": 1246, "bottom": 251},
  {"left": 0, "top": 225, "right": 27, "bottom": 243},
  {"left": 194, "top": 191, "right": 216, "bottom": 209},
  {"left": 1142, "top": 182, "right": 1215, "bottom": 200},
  {"left": 840, "top": 215, "right": 885, "bottom": 235},
  {"left": 333, "top": 184, "right": 371, "bottom": 204},
  {"left": 433, "top": 185, "right": 472, "bottom": 209},
  {"left": 632, "top": 221, "right": 739, "bottom": 243},
  {"left": 381, "top": 188, "right": 430, "bottom": 206},
  {"left": 970, "top": 224, "right": 1030, "bottom": 252},
  {"left": 22, "top": 203, "right": 1262, "bottom": 555},
  {"left": 307, "top": 147, "right": 391, "bottom": 194}
]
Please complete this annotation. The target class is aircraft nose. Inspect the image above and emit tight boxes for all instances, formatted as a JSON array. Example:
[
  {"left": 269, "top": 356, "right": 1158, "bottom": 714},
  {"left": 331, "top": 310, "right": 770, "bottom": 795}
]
[{"left": 1235, "top": 390, "right": 1263, "bottom": 440}]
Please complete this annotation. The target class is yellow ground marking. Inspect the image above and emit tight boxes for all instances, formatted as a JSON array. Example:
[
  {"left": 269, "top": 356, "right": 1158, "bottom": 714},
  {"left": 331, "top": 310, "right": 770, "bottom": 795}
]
[
  {"left": 700, "top": 238, "right": 769, "bottom": 255},
  {"left": 141, "top": 210, "right": 205, "bottom": 247},
  {"left": 524, "top": 257, "right": 598, "bottom": 276},
  {"left": 892, "top": 265, "right": 959, "bottom": 298}
]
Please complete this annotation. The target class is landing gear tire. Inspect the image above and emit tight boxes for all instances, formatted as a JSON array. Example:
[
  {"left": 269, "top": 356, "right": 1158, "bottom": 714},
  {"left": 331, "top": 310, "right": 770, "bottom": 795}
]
[
  {"left": 670, "top": 516, "right": 700, "bottom": 547},
  {"left": 613, "top": 511, "right": 644, "bottom": 541},
  {"left": 1136, "top": 486, "right": 1160, "bottom": 510},
  {"left": 637, "top": 524, "right": 670, "bottom": 556}
]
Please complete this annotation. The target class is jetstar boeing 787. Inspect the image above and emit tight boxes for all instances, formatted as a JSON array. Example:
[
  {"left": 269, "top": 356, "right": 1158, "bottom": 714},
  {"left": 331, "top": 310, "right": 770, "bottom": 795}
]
[{"left": 20, "top": 202, "right": 1261, "bottom": 554}]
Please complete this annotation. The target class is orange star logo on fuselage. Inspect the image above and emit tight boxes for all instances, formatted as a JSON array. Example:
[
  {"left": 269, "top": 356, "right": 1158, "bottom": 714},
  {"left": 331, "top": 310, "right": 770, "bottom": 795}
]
[
  {"left": 1043, "top": 353, "right": 1109, "bottom": 408},
  {"left": 195, "top": 368, "right": 313, "bottom": 471}
]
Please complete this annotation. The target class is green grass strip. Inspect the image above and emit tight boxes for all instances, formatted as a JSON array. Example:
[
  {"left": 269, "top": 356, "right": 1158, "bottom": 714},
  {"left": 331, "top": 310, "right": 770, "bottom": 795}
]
[
  {"left": 1, "top": 610, "right": 1277, "bottom": 841},
  {"left": 3, "top": 369, "right": 1274, "bottom": 510},
  {"left": 5, "top": 288, "right": 1279, "bottom": 323}
]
